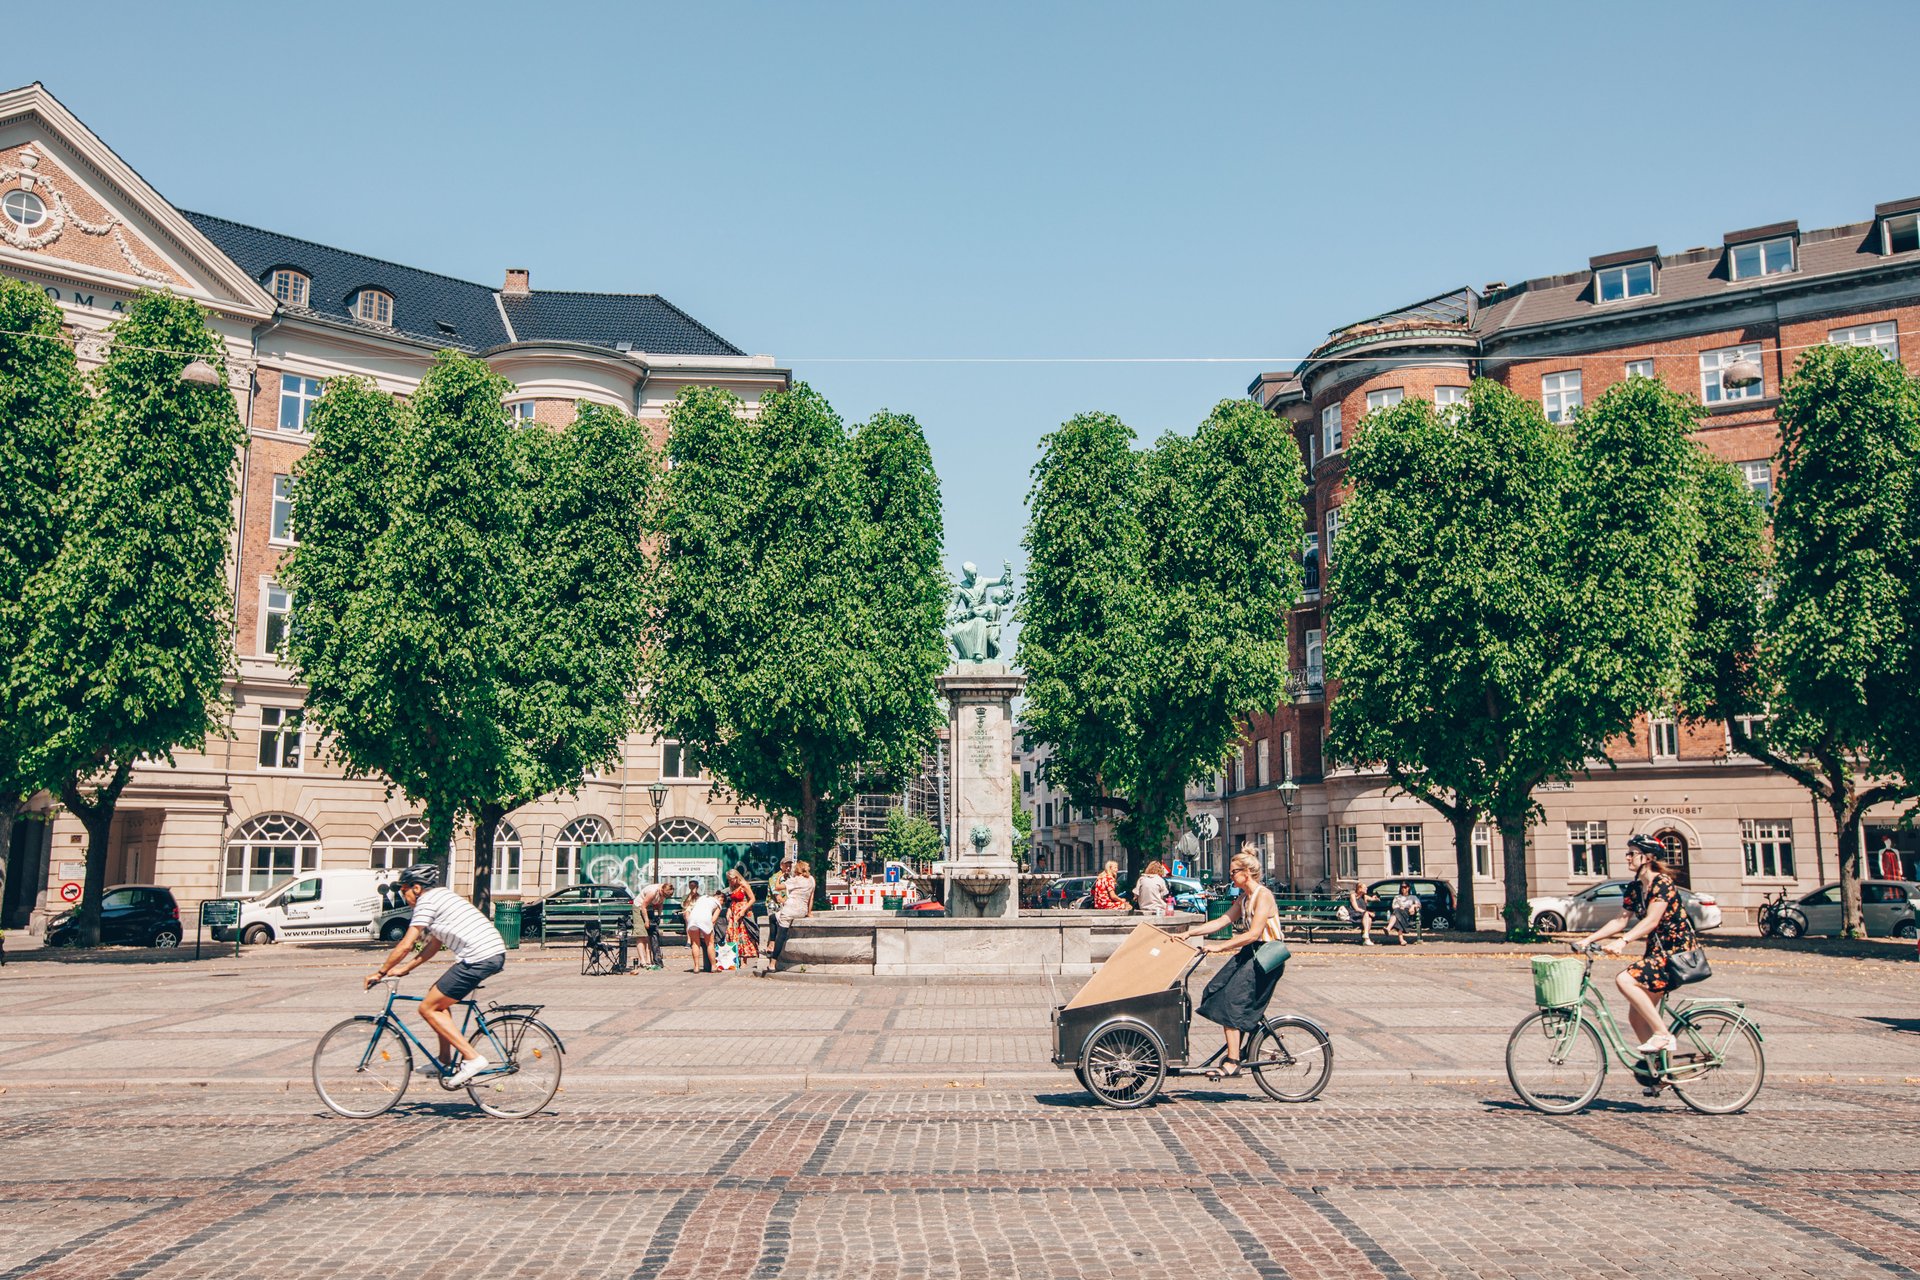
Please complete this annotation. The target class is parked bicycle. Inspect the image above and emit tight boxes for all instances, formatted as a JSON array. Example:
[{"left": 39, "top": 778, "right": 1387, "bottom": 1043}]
[
  {"left": 1505, "top": 943, "right": 1763, "bottom": 1115},
  {"left": 313, "top": 978, "right": 564, "bottom": 1119},
  {"left": 1756, "top": 887, "right": 1792, "bottom": 938}
]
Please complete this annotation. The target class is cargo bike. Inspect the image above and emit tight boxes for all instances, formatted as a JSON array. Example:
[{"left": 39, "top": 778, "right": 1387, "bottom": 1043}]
[{"left": 1051, "top": 923, "right": 1333, "bottom": 1109}]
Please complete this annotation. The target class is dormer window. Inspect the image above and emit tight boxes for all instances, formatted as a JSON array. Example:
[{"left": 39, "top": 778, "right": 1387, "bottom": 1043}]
[
  {"left": 271, "top": 269, "right": 309, "bottom": 309},
  {"left": 1729, "top": 236, "right": 1794, "bottom": 280},
  {"left": 354, "top": 289, "right": 394, "bottom": 326},
  {"left": 1884, "top": 213, "right": 1919, "bottom": 255},
  {"left": 1595, "top": 261, "right": 1655, "bottom": 302}
]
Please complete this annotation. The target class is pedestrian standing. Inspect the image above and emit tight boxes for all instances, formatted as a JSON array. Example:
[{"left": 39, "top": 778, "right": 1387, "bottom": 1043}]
[
  {"left": 765, "top": 856, "right": 815, "bottom": 974},
  {"left": 1134, "top": 860, "right": 1172, "bottom": 916},
  {"left": 685, "top": 882, "right": 722, "bottom": 972},
  {"left": 724, "top": 867, "right": 760, "bottom": 970}
]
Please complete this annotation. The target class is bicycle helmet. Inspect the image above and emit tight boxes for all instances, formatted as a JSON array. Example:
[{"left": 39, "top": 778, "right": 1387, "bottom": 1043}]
[
  {"left": 1626, "top": 834, "right": 1666, "bottom": 857},
  {"left": 397, "top": 864, "right": 441, "bottom": 889}
]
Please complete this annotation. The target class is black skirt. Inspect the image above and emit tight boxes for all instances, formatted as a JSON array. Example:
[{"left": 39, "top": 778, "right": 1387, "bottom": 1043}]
[{"left": 1197, "top": 946, "right": 1282, "bottom": 1033}]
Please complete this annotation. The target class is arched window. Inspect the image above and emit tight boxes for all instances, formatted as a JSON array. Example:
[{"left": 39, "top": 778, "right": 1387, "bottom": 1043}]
[
  {"left": 354, "top": 289, "right": 394, "bottom": 326},
  {"left": 553, "top": 816, "right": 610, "bottom": 887},
  {"left": 270, "top": 269, "right": 310, "bottom": 309},
  {"left": 224, "top": 814, "right": 320, "bottom": 894},
  {"left": 491, "top": 820, "right": 523, "bottom": 895},
  {"left": 371, "top": 816, "right": 428, "bottom": 871},
  {"left": 642, "top": 818, "right": 717, "bottom": 844}
]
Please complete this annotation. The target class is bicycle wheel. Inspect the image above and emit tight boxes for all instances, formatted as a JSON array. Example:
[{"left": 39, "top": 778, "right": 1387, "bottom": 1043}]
[
  {"left": 1666, "top": 1010, "right": 1765, "bottom": 1115},
  {"left": 313, "top": 1016, "right": 411, "bottom": 1118},
  {"left": 1247, "top": 1015, "right": 1333, "bottom": 1102},
  {"left": 1505, "top": 1009, "right": 1606, "bottom": 1114},
  {"left": 466, "top": 1015, "right": 563, "bottom": 1119},
  {"left": 1081, "top": 1020, "right": 1166, "bottom": 1109}
]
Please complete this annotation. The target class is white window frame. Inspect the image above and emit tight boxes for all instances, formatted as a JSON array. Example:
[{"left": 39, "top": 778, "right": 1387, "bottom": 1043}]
[
  {"left": 1731, "top": 707, "right": 1771, "bottom": 751},
  {"left": 1302, "top": 531, "right": 1321, "bottom": 596},
  {"left": 257, "top": 705, "right": 304, "bottom": 772},
  {"left": 1386, "top": 824, "right": 1423, "bottom": 876},
  {"left": 1701, "top": 344, "right": 1765, "bottom": 405},
  {"left": 1256, "top": 738, "right": 1271, "bottom": 788},
  {"left": 1649, "top": 714, "right": 1679, "bottom": 760},
  {"left": 3, "top": 189, "right": 47, "bottom": 229},
  {"left": 1321, "top": 403, "right": 1343, "bottom": 456},
  {"left": 271, "top": 269, "right": 310, "bottom": 309},
  {"left": 1433, "top": 385, "right": 1467, "bottom": 410},
  {"left": 1741, "top": 818, "right": 1796, "bottom": 880},
  {"left": 278, "top": 373, "right": 324, "bottom": 434},
  {"left": 1365, "top": 387, "right": 1404, "bottom": 414},
  {"left": 1742, "top": 460, "right": 1773, "bottom": 509},
  {"left": 1304, "top": 628, "right": 1324, "bottom": 686},
  {"left": 1885, "top": 213, "right": 1920, "bottom": 255},
  {"left": 490, "top": 820, "right": 523, "bottom": 895},
  {"left": 1541, "top": 371, "right": 1583, "bottom": 423},
  {"left": 1324, "top": 508, "right": 1341, "bottom": 563},
  {"left": 223, "top": 814, "right": 320, "bottom": 895},
  {"left": 1472, "top": 822, "right": 1495, "bottom": 881},
  {"left": 1282, "top": 731, "right": 1294, "bottom": 782},
  {"left": 1336, "top": 826, "right": 1359, "bottom": 881},
  {"left": 269, "top": 474, "right": 296, "bottom": 545},
  {"left": 371, "top": 816, "right": 428, "bottom": 872},
  {"left": 1568, "top": 820, "right": 1609, "bottom": 879},
  {"left": 1233, "top": 752, "right": 1247, "bottom": 793},
  {"left": 355, "top": 289, "right": 394, "bottom": 326},
  {"left": 1624, "top": 359, "right": 1656, "bottom": 380},
  {"left": 553, "top": 816, "right": 611, "bottom": 887},
  {"left": 261, "top": 581, "right": 292, "bottom": 657},
  {"left": 661, "top": 739, "right": 703, "bottom": 781},
  {"left": 1829, "top": 321, "right": 1899, "bottom": 360},
  {"left": 1729, "top": 237, "right": 1794, "bottom": 280},
  {"left": 1595, "top": 261, "right": 1656, "bottom": 303},
  {"left": 508, "top": 400, "right": 538, "bottom": 422}
]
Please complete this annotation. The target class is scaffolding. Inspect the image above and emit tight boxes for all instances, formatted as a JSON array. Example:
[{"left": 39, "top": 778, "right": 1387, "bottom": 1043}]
[{"left": 832, "top": 739, "right": 948, "bottom": 874}]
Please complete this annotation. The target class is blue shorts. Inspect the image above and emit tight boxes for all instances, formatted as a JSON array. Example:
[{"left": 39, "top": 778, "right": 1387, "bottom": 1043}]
[{"left": 432, "top": 954, "right": 504, "bottom": 1000}]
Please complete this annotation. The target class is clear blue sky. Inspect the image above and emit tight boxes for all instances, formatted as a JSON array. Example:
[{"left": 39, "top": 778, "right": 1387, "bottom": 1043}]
[{"left": 9, "top": 2, "right": 1916, "bottom": 577}]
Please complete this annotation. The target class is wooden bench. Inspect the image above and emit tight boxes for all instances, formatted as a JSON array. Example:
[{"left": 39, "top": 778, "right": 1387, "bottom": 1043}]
[{"left": 1269, "top": 896, "right": 1425, "bottom": 943}]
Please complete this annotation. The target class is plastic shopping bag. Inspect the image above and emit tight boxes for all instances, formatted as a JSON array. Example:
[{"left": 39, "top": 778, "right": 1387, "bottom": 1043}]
[{"left": 714, "top": 942, "right": 739, "bottom": 971}]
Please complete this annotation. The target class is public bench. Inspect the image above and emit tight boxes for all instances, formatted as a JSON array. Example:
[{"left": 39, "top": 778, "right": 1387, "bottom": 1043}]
[{"left": 1268, "top": 895, "right": 1422, "bottom": 943}]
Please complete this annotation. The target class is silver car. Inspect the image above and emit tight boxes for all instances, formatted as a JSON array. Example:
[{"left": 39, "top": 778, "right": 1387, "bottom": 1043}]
[
  {"left": 1531, "top": 879, "right": 1723, "bottom": 934},
  {"left": 1779, "top": 880, "right": 1919, "bottom": 939}
]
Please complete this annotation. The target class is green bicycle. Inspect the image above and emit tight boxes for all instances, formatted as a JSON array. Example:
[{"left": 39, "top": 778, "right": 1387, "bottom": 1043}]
[
  {"left": 1506, "top": 943, "right": 1764, "bottom": 1115},
  {"left": 312, "top": 978, "right": 564, "bottom": 1119}
]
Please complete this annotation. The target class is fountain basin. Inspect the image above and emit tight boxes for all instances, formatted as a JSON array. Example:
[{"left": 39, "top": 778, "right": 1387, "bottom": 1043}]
[{"left": 783, "top": 911, "right": 1202, "bottom": 977}]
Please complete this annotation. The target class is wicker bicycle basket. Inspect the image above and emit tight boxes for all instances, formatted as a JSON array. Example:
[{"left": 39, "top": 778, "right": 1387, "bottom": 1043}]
[{"left": 1530, "top": 955, "right": 1585, "bottom": 1008}]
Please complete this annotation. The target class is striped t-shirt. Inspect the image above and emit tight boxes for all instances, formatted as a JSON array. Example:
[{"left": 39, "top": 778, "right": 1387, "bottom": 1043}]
[{"left": 406, "top": 887, "right": 506, "bottom": 964}]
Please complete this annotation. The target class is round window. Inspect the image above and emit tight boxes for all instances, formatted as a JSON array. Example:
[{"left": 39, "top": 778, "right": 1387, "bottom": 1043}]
[{"left": 3, "top": 189, "right": 47, "bottom": 230}]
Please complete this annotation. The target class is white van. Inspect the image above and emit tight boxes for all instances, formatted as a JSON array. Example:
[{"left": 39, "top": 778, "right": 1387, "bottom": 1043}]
[{"left": 221, "top": 868, "right": 408, "bottom": 945}]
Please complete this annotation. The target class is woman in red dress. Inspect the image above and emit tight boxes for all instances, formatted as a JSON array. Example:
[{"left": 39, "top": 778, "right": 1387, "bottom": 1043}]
[
  {"left": 724, "top": 867, "right": 760, "bottom": 963},
  {"left": 1091, "top": 860, "right": 1128, "bottom": 911}
]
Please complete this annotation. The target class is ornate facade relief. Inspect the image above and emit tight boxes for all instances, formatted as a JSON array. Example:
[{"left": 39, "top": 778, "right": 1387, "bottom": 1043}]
[{"left": 2, "top": 145, "right": 173, "bottom": 282}]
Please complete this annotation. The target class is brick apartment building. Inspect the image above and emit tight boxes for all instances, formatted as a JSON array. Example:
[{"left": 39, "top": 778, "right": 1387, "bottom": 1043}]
[
  {"left": 0, "top": 83, "right": 788, "bottom": 929},
  {"left": 1032, "top": 198, "right": 1920, "bottom": 925}
]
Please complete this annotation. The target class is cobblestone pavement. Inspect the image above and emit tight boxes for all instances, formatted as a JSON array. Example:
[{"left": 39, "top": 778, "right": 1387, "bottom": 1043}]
[{"left": 3, "top": 1079, "right": 1919, "bottom": 1279}]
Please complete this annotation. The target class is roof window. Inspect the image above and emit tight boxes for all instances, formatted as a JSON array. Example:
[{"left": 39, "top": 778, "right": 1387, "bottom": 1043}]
[
  {"left": 1588, "top": 246, "right": 1658, "bottom": 304},
  {"left": 354, "top": 289, "right": 394, "bottom": 327},
  {"left": 271, "top": 269, "right": 309, "bottom": 309},
  {"left": 1724, "top": 222, "right": 1798, "bottom": 280}
]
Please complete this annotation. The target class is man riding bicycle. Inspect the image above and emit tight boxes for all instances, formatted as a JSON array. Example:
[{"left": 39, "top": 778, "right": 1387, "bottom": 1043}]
[{"left": 364, "top": 865, "right": 506, "bottom": 1087}]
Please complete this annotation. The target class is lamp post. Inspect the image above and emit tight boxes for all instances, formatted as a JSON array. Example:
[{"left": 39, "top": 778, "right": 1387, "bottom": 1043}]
[
  {"left": 1276, "top": 778, "right": 1300, "bottom": 892},
  {"left": 648, "top": 781, "right": 669, "bottom": 887}
]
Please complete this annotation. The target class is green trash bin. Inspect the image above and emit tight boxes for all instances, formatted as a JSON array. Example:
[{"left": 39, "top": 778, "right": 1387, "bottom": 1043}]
[
  {"left": 1205, "top": 895, "right": 1233, "bottom": 940},
  {"left": 493, "top": 899, "right": 523, "bottom": 950},
  {"left": 882, "top": 895, "right": 905, "bottom": 913}
]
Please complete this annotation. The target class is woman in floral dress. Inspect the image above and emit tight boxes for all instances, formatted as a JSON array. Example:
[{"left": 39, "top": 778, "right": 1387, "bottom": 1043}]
[
  {"left": 1091, "top": 860, "right": 1128, "bottom": 910},
  {"left": 724, "top": 867, "right": 760, "bottom": 964},
  {"left": 1579, "top": 834, "right": 1699, "bottom": 1055}
]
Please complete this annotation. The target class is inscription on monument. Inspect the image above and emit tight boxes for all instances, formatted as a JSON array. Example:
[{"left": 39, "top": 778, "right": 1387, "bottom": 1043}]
[{"left": 968, "top": 706, "right": 994, "bottom": 770}]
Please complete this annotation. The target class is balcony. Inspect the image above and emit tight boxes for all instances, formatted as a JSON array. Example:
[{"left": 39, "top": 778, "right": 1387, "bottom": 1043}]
[{"left": 1286, "top": 663, "right": 1325, "bottom": 703}]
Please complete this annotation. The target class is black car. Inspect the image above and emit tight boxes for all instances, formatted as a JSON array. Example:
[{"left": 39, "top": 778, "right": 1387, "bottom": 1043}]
[
  {"left": 520, "top": 883, "right": 634, "bottom": 937},
  {"left": 1363, "top": 877, "right": 1457, "bottom": 931},
  {"left": 48, "top": 884, "right": 184, "bottom": 948}
]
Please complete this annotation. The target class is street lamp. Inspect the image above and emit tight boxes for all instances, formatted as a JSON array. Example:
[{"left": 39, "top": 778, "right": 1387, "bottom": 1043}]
[
  {"left": 179, "top": 359, "right": 221, "bottom": 386},
  {"left": 647, "top": 781, "right": 669, "bottom": 886},
  {"left": 1721, "top": 354, "right": 1764, "bottom": 391},
  {"left": 1275, "top": 777, "right": 1300, "bottom": 892}
]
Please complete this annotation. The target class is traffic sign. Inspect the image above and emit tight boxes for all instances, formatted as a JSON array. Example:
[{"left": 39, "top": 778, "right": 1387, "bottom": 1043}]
[{"left": 58, "top": 881, "right": 81, "bottom": 903}]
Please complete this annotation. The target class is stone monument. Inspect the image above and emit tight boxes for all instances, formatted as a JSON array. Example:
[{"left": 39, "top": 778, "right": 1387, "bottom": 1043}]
[{"left": 938, "top": 562, "right": 1025, "bottom": 918}]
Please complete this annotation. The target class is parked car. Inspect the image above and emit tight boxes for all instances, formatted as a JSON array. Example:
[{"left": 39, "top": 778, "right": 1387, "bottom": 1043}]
[
  {"left": 1776, "top": 880, "right": 1918, "bottom": 939},
  {"left": 1166, "top": 876, "right": 1206, "bottom": 913},
  {"left": 520, "top": 883, "right": 634, "bottom": 937},
  {"left": 900, "top": 895, "right": 947, "bottom": 916},
  {"left": 1037, "top": 876, "right": 1096, "bottom": 909},
  {"left": 1363, "top": 877, "right": 1457, "bottom": 930},
  {"left": 1528, "top": 879, "right": 1724, "bottom": 935},
  {"left": 218, "top": 868, "right": 402, "bottom": 945},
  {"left": 47, "top": 884, "right": 183, "bottom": 948}
]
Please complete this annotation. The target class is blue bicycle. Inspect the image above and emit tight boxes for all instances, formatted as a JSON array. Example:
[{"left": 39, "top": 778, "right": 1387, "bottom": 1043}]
[{"left": 312, "top": 978, "right": 564, "bottom": 1119}]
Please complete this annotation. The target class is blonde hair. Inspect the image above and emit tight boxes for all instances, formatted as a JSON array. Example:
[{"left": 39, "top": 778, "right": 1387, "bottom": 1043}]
[
  {"left": 1230, "top": 851, "right": 1261, "bottom": 877},
  {"left": 1144, "top": 860, "right": 1167, "bottom": 876}
]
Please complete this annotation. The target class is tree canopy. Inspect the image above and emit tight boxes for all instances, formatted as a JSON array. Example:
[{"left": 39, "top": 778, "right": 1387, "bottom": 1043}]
[
  {"left": 1020, "top": 398, "right": 1304, "bottom": 871},
  {"left": 644, "top": 384, "right": 947, "bottom": 875}
]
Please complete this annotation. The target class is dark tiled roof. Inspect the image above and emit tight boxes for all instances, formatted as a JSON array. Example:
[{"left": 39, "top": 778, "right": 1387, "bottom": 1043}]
[
  {"left": 499, "top": 291, "right": 744, "bottom": 357},
  {"left": 183, "top": 211, "right": 510, "bottom": 351}
]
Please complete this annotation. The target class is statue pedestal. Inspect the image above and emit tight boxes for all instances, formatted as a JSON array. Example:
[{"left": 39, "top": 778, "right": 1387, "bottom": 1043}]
[{"left": 936, "top": 662, "right": 1027, "bottom": 919}]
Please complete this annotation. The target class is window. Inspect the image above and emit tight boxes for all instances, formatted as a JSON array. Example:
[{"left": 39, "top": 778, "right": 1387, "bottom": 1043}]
[
  {"left": 1595, "top": 261, "right": 1655, "bottom": 302},
  {"left": 1336, "top": 826, "right": 1358, "bottom": 880},
  {"left": 1742, "top": 460, "right": 1773, "bottom": 509},
  {"left": 1473, "top": 823, "right": 1494, "bottom": 880},
  {"left": 1256, "top": 738, "right": 1271, "bottom": 787},
  {"left": 1302, "top": 532, "right": 1320, "bottom": 594},
  {"left": 1569, "top": 820, "right": 1609, "bottom": 878},
  {"left": 1885, "top": 214, "right": 1920, "bottom": 255},
  {"left": 644, "top": 817, "right": 717, "bottom": 843},
  {"left": 1729, "top": 237, "right": 1794, "bottom": 280},
  {"left": 1324, "top": 508, "right": 1341, "bottom": 562},
  {"left": 1541, "top": 371, "right": 1583, "bottom": 423},
  {"left": 1829, "top": 321, "right": 1899, "bottom": 360},
  {"left": 258, "top": 706, "right": 303, "bottom": 770},
  {"left": 553, "top": 816, "right": 611, "bottom": 886},
  {"left": 277, "top": 373, "right": 324, "bottom": 433},
  {"left": 355, "top": 289, "right": 394, "bottom": 326},
  {"left": 371, "top": 817, "right": 428, "bottom": 871},
  {"left": 662, "top": 740, "right": 703, "bottom": 780},
  {"left": 270, "top": 474, "right": 295, "bottom": 544},
  {"left": 3, "top": 189, "right": 47, "bottom": 229},
  {"left": 1304, "top": 628, "right": 1324, "bottom": 685},
  {"left": 1022, "top": 770, "right": 1032, "bottom": 794},
  {"left": 509, "top": 400, "right": 537, "bottom": 422},
  {"left": 1386, "top": 824, "right": 1423, "bottom": 876},
  {"left": 224, "top": 813, "right": 320, "bottom": 894},
  {"left": 1434, "top": 386, "right": 1467, "bottom": 410},
  {"left": 1282, "top": 730, "right": 1294, "bottom": 781},
  {"left": 1233, "top": 752, "right": 1247, "bottom": 793},
  {"left": 1321, "top": 404, "right": 1343, "bottom": 456},
  {"left": 1253, "top": 832, "right": 1272, "bottom": 876},
  {"left": 1731, "top": 707, "right": 1770, "bottom": 748},
  {"left": 271, "top": 269, "right": 310, "bottom": 309},
  {"left": 263, "top": 582, "right": 292, "bottom": 656},
  {"left": 1741, "top": 819, "right": 1795, "bottom": 878},
  {"left": 1649, "top": 714, "right": 1678, "bottom": 760},
  {"left": 490, "top": 820, "right": 522, "bottom": 895},
  {"left": 1365, "top": 387, "right": 1404, "bottom": 414},
  {"left": 1624, "top": 359, "right": 1656, "bottom": 380},
  {"left": 1701, "top": 344, "right": 1764, "bottom": 404},
  {"left": 1043, "top": 802, "right": 1054, "bottom": 828}
]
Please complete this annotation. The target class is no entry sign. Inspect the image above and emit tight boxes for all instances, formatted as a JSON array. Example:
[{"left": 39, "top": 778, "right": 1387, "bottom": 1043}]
[{"left": 58, "top": 882, "right": 81, "bottom": 903}]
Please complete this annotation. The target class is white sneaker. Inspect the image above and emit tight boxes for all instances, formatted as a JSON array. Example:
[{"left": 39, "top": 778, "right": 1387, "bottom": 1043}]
[
  {"left": 1363, "top": 939, "right": 1376, "bottom": 946},
  {"left": 1636, "top": 1034, "right": 1677, "bottom": 1055},
  {"left": 446, "top": 1056, "right": 491, "bottom": 1087}
]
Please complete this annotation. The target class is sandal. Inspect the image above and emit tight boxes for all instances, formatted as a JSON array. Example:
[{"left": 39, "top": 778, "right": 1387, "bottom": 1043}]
[{"left": 1210, "top": 1059, "right": 1242, "bottom": 1079}]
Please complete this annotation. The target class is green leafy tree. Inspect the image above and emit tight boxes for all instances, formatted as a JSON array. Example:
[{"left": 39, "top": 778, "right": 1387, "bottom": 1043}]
[
  {"left": 1690, "top": 345, "right": 1919, "bottom": 936},
  {"left": 0, "top": 278, "right": 85, "bottom": 910},
  {"left": 1011, "top": 767, "right": 1033, "bottom": 865},
  {"left": 17, "top": 292, "right": 242, "bottom": 945},
  {"left": 646, "top": 384, "right": 946, "bottom": 892},
  {"left": 283, "top": 357, "right": 655, "bottom": 913},
  {"left": 874, "top": 808, "right": 943, "bottom": 870},
  {"left": 1021, "top": 398, "right": 1303, "bottom": 874},
  {"left": 1328, "top": 379, "right": 1708, "bottom": 927}
]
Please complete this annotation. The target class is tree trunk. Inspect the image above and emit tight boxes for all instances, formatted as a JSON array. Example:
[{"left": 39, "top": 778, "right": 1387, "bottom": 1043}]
[
  {"left": 61, "top": 762, "right": 132, "bottom": 948},
  {"left": 1498, "top": 811, "right": 1531, "bottom": 933},
  {"left": 424, "top": 800, "right": 456, "bottom": 882},
  {"left": 799, "top": 774, "right": 830, "bottom": 911},
  {"left": 1450, "top": 813, "right": 1478, "bottom": 933},
  {"left": 472, "top": 802, "right": 506, "bottom": 916},
  {"left": 0, "top": 796, "right": 18, "bottom": 924},
  {"left": 1835, "top": 795, "right": 1865, "bottom": 940}
]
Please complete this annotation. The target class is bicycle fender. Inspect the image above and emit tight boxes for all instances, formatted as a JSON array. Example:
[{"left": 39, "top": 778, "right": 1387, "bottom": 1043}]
[
  {"left": 1675, "top": 1000, "right": 1763, "bottom": 1042},
  {"left": 493, "top": 1012, "right": 565, "bottom": 1054}
]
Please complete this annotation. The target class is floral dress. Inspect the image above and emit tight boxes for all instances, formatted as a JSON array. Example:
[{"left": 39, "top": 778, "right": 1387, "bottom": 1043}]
[
  {"left": 1621, "top": 873, "right": 1697, "bottom": 993},
  {"left": 726, "top": 887, "right": 760, "bottom": 959},
  {"left": 1092, "top": 871, "right": 1123, "bottom": 910}
]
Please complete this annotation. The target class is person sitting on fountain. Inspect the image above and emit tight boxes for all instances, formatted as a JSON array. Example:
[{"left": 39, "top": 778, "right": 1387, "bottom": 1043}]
[{"left": 1091, "top": 860, "right": 1127, "bottom": 910}]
